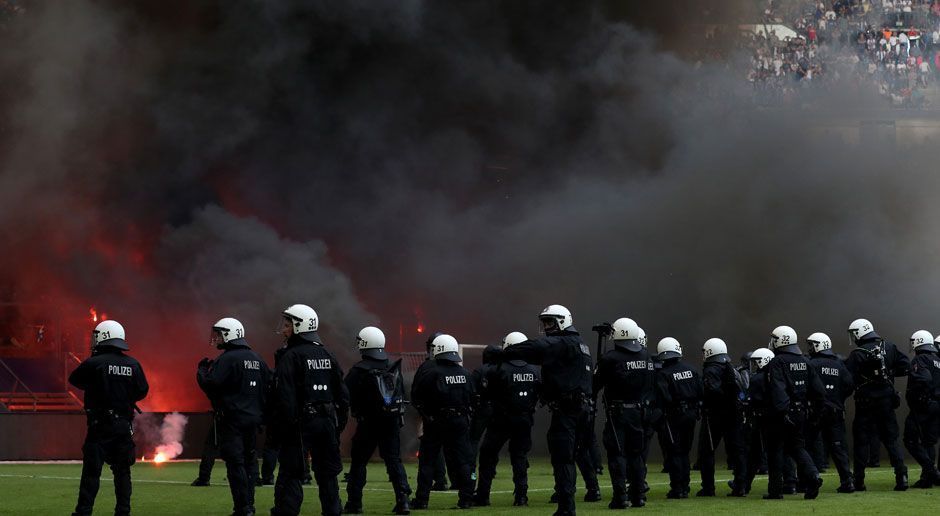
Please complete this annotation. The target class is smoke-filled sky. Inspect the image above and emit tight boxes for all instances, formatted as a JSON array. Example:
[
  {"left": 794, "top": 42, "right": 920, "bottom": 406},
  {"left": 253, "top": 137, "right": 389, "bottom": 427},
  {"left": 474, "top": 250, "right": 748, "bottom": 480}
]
[{"left": 1, "top": 1, "right": 939, "bottom": 409}]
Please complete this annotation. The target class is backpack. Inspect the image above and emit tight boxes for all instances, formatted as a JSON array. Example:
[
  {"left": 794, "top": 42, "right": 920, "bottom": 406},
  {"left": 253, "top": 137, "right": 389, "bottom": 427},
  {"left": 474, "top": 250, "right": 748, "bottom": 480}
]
[{"left": 371, "top": 359, "right": 406, "bottom": 414}]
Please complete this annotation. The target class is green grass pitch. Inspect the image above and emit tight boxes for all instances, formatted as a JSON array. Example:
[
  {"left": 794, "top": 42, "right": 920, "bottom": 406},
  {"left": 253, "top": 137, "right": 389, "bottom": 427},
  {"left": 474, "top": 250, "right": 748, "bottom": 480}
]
[{"left": 0, "top": 460, "right": 937, "bottom": 515}]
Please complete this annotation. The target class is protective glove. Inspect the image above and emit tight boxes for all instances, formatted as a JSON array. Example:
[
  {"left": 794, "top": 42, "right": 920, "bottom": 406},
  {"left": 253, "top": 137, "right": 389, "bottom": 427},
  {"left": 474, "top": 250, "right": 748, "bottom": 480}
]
[{"left": 198, "top": 357, "right": 213, "bottom": 369}]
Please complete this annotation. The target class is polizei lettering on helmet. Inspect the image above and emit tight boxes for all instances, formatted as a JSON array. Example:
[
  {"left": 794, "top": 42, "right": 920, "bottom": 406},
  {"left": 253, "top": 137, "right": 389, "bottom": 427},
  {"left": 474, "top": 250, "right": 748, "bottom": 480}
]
[
  {"left": 108, "top": 365, "right": 133, "bottom": 376},
  {"left": 244, "top": 360, "right": 261, "bottom": 370},
  {"left": 821, "top": 366, "right": 839, "bottom": 376},
  {"left": 307, "top": 358, "right": 332, "bottom": 370},
  {"left": 444, "top": 375, "right": 467, "bottom": 385},
  {"left": 513, "top": 373, "right": 535, "bottom": 382},
  {"left": 789, "top": 362, "right": 807, "bottom": 371},
  {"left": 673, "top": 370, "right": 693, "bottom": 381}
]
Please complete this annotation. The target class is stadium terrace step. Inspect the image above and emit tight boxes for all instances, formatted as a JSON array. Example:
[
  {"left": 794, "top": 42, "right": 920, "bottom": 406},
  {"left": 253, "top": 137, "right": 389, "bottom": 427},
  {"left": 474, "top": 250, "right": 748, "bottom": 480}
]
[{"left": 0, "top": 392, "right": 83, "bottom": 412}]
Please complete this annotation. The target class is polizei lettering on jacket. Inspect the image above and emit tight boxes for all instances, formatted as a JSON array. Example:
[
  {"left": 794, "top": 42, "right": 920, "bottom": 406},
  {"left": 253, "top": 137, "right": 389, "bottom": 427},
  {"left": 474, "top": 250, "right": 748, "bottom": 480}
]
[
  {"left": 789, "top": 362, "right": 807, "bottom": 371},
  {"left": 244, "top": 360, "right": 261, "bottom": 370},
  {"left": 513, "top": 373, "right": 535, "bottom": 382},
  {"left": 445, "top": 375, "right": 467, "bottom": 385},
  {"left": 624, "top": 360, "right": 648, "bottom": 370},
  {"left": 108, "top": 365, "right": 133, "bottom": 376},
  {"left": 307, "top": 358, "right": 332, "bottom": 370},
  {"left": 673, "top": 370, "right": 693, "bottom": 381},
  {"left": 821, "top": 367, "right": 839, "bottom": 376}
]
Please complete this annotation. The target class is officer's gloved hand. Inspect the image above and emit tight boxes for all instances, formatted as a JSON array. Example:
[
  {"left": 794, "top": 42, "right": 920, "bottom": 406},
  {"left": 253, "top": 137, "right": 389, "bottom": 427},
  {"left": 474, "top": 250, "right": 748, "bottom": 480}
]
[{"left": 198, "top": 357, "right": 212, "bottom": 369}]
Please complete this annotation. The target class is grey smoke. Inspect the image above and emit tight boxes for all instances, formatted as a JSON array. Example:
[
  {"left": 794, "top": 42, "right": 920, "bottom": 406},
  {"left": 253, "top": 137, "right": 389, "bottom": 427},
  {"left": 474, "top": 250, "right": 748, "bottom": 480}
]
[{"left": 0, "top": 0, "right": 938, "bottom": 412}]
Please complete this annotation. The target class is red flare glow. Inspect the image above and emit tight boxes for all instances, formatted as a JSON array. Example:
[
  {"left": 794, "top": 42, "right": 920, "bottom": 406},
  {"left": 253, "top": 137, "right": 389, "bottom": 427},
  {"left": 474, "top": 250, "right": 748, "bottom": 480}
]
[{"left": 90, "top": 308, "right": 98, "bottom": 323}]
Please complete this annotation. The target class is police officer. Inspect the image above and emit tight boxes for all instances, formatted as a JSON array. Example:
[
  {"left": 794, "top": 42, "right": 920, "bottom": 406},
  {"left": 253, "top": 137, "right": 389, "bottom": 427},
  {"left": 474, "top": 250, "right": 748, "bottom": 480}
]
[
  {"left": 469, "top": 344, "right": 500, "bottom": 477},
  {"left": 270, "top": 304, "right": 349, "bottom": 516},
  {"left": 414, "top": 332, "right": 454, "bottom": 492},
  {"left": 594, "top": 317, "right": 654, "bottom": 509},
  {"left": 501, "top": 304, "right": 592, "bottom": 516},
  {"left": 763, "top": 325, "right": 824, "bottom": 500},
  {"left": 410, "top": 334, "right": 475, "bottom": 510},
  {"left": 845, "top": 318, "right": 910, "bottom": 491},
  {"left": 343, "top": 326, "right": 412, "bottom": 515},
  {"left": 473, "top": 331, "right": 541, "bottom": 507},
  {"left": 69, "top": 320, "right": 149, "bottom": 516},
  {"left": 805, "top": 332, "right": 855, "bottom": 493},
  {"left": 654, "top": 337, "right": 702, "bottom": 499},
  {"left": 742, "top": 348, "right": 773, "bottom": 494},
  {"left": 196, "top": 317, "right": 269, "bottom": 516},
  {"left": 696, "top": 338, "right": 748, "bottom": 497},
  {"left": 191, "top": 418, "right": 219, "bottom": 486},
  {"left": 903, "top": 330, "right": 940, "bottom": 488}
]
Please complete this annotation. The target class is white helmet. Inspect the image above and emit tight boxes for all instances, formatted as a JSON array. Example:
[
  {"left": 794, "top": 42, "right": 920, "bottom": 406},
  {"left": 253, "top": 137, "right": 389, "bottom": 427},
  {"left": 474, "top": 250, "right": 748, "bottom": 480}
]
[
  {"left": 702, "top": 337, "right": 728, "bottom": 362},
  {"left": 431, "top": 334, "right": 461, "bottom": 362},
  {"left": 637, "top": 327, "right": 647, "bottom": 348},
  {"left": 539, "top": 305, "right": 573, "bottom": 332},
  {"left": 357, "top": 326, "right": 387, "bottom": 359},
  {"left": 750, "top": 347, "right": 775, "bottom": 370},
  {"left": 848, "top": 318, "right": 874, "bottom": 346},
  {"left": 806, "top": 332, "right": 832, "bottom": 355},
  {"left": 910, "top": 330, "right": 934, "bottom": 352},
  {"left": 768, "top": 325, "right": 797, "bottom": 350},
  {"left": 611, "top": 318, "right": 640, "bottom": 341},
  {"left": 211, "top": 317, "right": 245, "bottom": 347},
  {"left": 657, "top": 337, "right": 682, "bottom": 359},
  {"left": 283, "top": 304, "right": 319, "bottom": 334},
  {"left": 92, "top": 320, "right": 128, "bottom": 350},
  {"left": 502, "top": 331, "right": 528, "bottom": 349}
]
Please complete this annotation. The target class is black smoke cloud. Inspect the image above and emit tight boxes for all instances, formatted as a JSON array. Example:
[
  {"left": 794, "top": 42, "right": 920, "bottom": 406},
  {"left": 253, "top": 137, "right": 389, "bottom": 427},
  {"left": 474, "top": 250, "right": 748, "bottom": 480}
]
[{"left": 0, "top": 0, "right": 938, "bottom": 409}]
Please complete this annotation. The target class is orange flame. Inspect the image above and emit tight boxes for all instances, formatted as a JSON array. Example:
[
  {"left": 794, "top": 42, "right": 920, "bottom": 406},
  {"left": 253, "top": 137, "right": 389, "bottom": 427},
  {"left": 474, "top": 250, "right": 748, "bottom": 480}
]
[
  {"left": 416, "top": 323, "right": 425, "bottom": 334},
  {"left": 153, "top": 452, "right": 167, "bottom": 464},
  {"left": 89, "top": 308, "right": 98, "bottom": 323}
]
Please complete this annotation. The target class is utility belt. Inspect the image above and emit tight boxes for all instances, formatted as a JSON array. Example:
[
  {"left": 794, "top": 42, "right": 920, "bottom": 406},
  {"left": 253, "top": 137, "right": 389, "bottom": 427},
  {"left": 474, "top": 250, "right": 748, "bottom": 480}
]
[
  {"left": 668, "top": 400, "right": 699, "bottom": 415},
  {"left": 424, "top": 407, "right": 469, "bottom": 422},
  {"left": 547, "top": 391, "right": 590, "bottom": 413},
  {"left": 606, "top": 400, "right": 643, "bottom": 410},
  {"left": 787, "top": 400, "right": 808, "bottom": 412},
  {"left": 85, "top": 408, "right": 132, "bottom": 426},
  {"left": 303, "top": 402, "right": 336, "bottom": 418}
]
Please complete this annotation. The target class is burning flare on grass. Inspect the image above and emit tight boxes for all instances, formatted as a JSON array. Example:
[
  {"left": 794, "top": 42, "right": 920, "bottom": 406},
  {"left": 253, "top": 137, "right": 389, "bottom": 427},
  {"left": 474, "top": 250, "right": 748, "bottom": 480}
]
[
  {"left": 153, "top": 452, "right": 168, "bottom": 464},
  {"left": 150, "top": 412, "right": 189, "bottom": 464}
]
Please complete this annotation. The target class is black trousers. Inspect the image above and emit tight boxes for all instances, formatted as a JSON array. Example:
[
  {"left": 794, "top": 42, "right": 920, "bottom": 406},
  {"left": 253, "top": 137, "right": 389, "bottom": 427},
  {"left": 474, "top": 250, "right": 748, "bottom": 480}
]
[
  {"left": 260, "top": 427, "right": 311, "bottom": 483},
  {"left": 272, "top": 415, "right": 342, "bottom": 516},
  {"left": 904, "top": 406, "right": 940, "bottom": 481},
  {"left": 603, "top": 406, "right": 647, "bottom": 502},
  {"left": 218, "top": 419, "right": 260, "bottom": 515},
  {"left": 197, "top": 417, "right": 220, "bottom": 481},
  {"left": 469, "top": 406, "right": 492, "bottom": 473},
  {"left": 661, "top": 410, "right": 697, "bottom": 493},
  {"left": 547, "top": 402, "right": 585, "bottom": 514},
  {"left": 73, "top": 418, "right": 136, "bottom": 516},
  {"left": 697, "top": 410, "right": 746, "bottom": 490},
  {"left": 575, "top": 409, "right": 600, "bottom": 492},
  {"left": 765, "top": 409, "right": 818, "bottom": 495},
  {"left": 346, "top": 415, "right": 411, "bottom": 504},
  {"left": 415, "top": 414, "right": 474, "bottom": 504},
  {"left": 805, "top": 409, "right": 852, "bottom": 485},
  {"left": 853, "top": 396, "right": 906, "bottom": 484},
  {"left": 476, "top": 413, "right": 534, "bottom": 498}
]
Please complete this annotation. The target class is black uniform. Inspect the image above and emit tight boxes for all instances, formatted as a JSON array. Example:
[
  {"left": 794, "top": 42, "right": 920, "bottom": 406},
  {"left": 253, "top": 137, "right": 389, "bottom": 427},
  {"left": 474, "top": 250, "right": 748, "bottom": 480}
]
[
  {"left": 697, "top": 356, "right": 747, "bottom": 495},
  {"left": 501, "top": 327, "right": 592, "bottom": 516},
  {"left": 474, "top": 356, "right": 541, "bottom": 505},
  {"left": 69, "top": 345, "right": 149, "bottom": 516},
  {"left": 411, "top": 355, "right": 475, "bottom": 508},
  {"left": 344, "top": 354, "right": 411, "bottom": 513},
  {"left": 763, "top": 345, "right": 825, "bottom": 499},
  {"left": 807, "top": 350, "right": 855, "bottom": 491},
  {"left": 270, "top": 332, "right": 349, "bottom": 516},
  {"left": 197, "top": 339, "right": 270, "bottom": 516},
  {"left": 655, "top": 357, "right": 702, "bottom": 498},
  {"left": 743, "top": 366, "right": 769, "bottom": 493},
  {"left": 903, "top": 347, "right": 940, "bottom": 487},
  {"left": 845, "top": 333, "right": 910, "bottom": 490},
  {"left": 193, "top": 418, "right": 220, "bottom": 485},
  {"left": 594, "top": 341, "right": 654, "bottom": 508},
  {"left": 469, "top": 345, "right": 500, "bottom": 474}
]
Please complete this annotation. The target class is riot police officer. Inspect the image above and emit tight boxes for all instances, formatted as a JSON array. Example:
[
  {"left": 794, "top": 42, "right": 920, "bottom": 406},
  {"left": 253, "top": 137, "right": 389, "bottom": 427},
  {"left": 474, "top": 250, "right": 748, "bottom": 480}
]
[
  {"left": 806, "top": 332, "right": 855, "bottom": 493},
  {"left": 197, "top": 317, "right": 270, "bottom": 516},
  {"left": 594, "top": 317, "right": 654, "bottom": 508},
  {"left": 654, "top": 337, "right": 702, "bottom": 499},
  {"left": 69, "top": 320, "right": 149, "bottom": 516},
  {"left": 343, "top": 326, "right": 412, "bottom": 514},
  {"left": 742, "top": 348, "right": 773, "bottom": 494},
  {"left": 414, "top": 332, "right": 453, "bottom": 491},
  {"left": 903, "top": 330, "right": 940, "bottom": 488},
  {"left": 270, "top": 304, "right": 349, "bottom": 516},
  {"left": 411, "top": 334, "right": 475, "bottom": 510},
  {"left": 845, "top": 318, "right": 910, "bottom": 491},
  {"left": 474, "top": 331, "right": 541, "bottom": 507},
  {"left": 763, "top": 325, "right": 824, "bottom": 500},
  {"left": 501, "top": 304, "right": 593, "bottom": 516},
  {"left": 469, "top": 344, "right": 500, "bottom": 477},
  {"left": 696, "top": 338, "right": 748, "bottom": 497}
]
